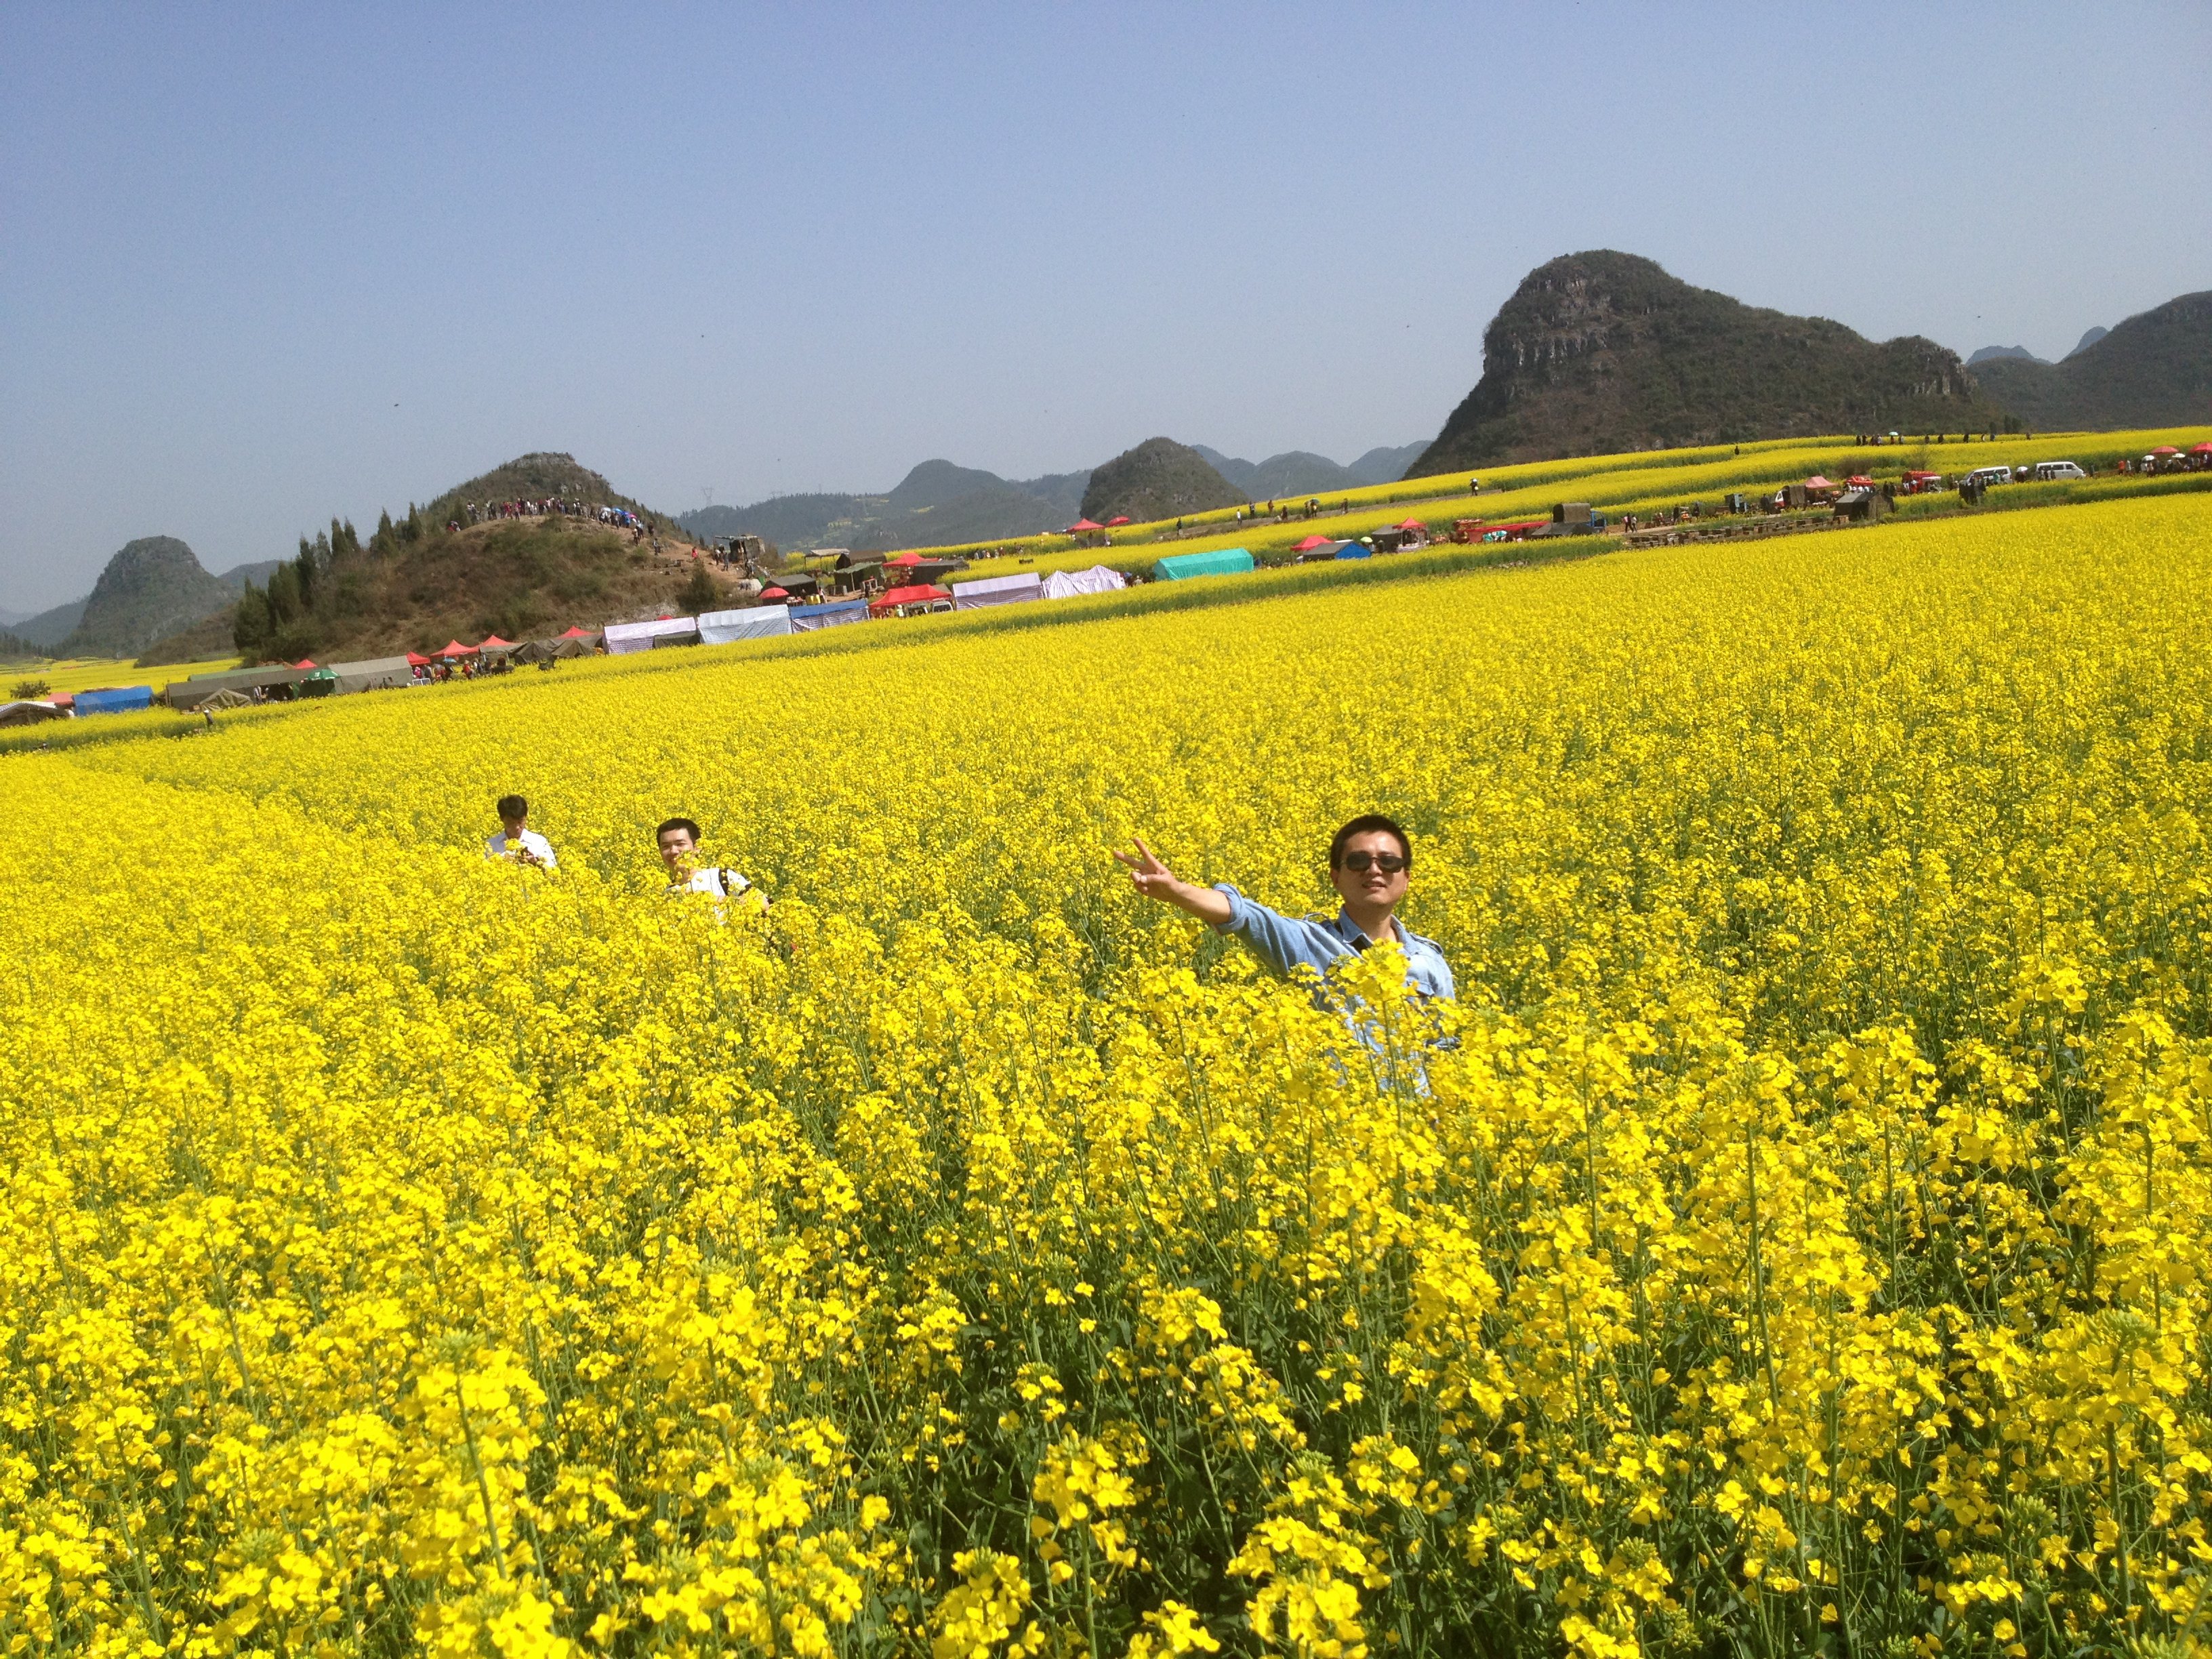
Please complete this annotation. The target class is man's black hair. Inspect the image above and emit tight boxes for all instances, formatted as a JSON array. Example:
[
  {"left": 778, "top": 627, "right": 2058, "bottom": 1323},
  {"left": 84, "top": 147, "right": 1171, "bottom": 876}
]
[
  {"left": 1330, "top": 814, "right": 1412, "bottom": 869},
  {"left": 496, "top": 794, "right": 528, "bottom": 820},
  {"left": 656, "top": 817, "right": 701, "bottom": 845}
]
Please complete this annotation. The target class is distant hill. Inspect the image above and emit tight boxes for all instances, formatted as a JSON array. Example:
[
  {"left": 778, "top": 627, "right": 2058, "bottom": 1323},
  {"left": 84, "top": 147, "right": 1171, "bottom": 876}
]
[
  {"left": 58, "top": 537, "right": 238, "bottom": 658},
  {"left": 1412, "top": 251, "right": 2006, "bottom": 473},
  {"left": 1969, "top": 345, "right": 2047, "bottom": 367},
  {"left": 2070, "top": 326, "right": 2110, "bottom": 359},
  {"left": 1192, "top": 447, "right": 1364, "bottom": 499},
  {"left": 1969, "top": 293, "right": 2211, "bottom": 430},
  {"left": 1080, "top": 438, "right": 1246, "bottom": 523},
  {"left": 9, "top": 596, "right": 88, "bottom": 650},
  {"left": 680, "top": 460, "right": 1094, "bottom": 554},
  {"left": 1348, "top": 443, "right": 1428, "bottom": 485},
  {"left": 219, "top": 559, "right": 285, "bottom": 591}
]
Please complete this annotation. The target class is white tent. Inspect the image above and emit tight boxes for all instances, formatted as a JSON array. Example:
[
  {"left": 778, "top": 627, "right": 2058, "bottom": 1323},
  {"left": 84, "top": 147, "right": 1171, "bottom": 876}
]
[
  {"left": 1041, "top": 565, "right": 1128, "bottom": 600},
  {"left": 0, "top": 700, "right": 69, "bottom": 727},
  {"left": 697, "top": 607, "right": 794, "bottom": 646},
  {"left": 604, "top": 617, "right": 700, "bottom": 655},
  {"left": 952, "top": 572, "right": 1044, "bottom": 611}
]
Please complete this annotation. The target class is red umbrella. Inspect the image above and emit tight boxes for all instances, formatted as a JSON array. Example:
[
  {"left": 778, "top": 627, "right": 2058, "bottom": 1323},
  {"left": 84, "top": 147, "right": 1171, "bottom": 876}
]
[
  {"left": 2151, "top": 445, "right": 2179, "bottom": 456},
  {"left": 438, "top": 640, "right": 478, "bottom": 657},
  {"left": 2192, "top": 443, "right": 2212, "bottom": 455},
  {"left": 1106, "top": 515, "right": 1131, "bottom": 527},
  {"left": 558, "top": 625, "right": 596, "bottom": 638},
  {"left": 1066, "top": 518, "right": 1105, "bottom": 533},
  {"left": 405, "top": 652, "right": 432, "bottom": 666},
  {"left": 760, "top": 587, "right": 789, "bottom": 600}
]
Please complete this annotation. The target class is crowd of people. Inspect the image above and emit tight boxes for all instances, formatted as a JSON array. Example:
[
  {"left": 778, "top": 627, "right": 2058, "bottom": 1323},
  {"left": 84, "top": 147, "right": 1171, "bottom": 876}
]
[{"left": 486, "top": 799, "right": 1453, "bottom": 1034}]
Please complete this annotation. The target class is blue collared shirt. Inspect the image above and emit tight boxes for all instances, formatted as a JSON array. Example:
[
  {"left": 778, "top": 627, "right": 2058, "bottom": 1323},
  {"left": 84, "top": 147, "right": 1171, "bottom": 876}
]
[{"left": 1210, "top": 884, "right": 1456, "bottom": 1005}]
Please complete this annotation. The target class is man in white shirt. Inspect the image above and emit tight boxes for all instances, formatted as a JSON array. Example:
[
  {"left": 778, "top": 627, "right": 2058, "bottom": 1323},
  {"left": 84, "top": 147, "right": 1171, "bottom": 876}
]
[
  {"left": 485, "top": 794, "right": 557, "bottom": 868},
  {"left": 656, "top": 817, "right": 765, "bottom": 909}
]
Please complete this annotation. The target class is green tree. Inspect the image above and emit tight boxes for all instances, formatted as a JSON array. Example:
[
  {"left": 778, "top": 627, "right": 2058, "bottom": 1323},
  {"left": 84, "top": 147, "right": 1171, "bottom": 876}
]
[
  {"left": 232, "top": 582, "right": 271, "bottom": 652},
  {"left": 265, "top": 562, "right": 302, "bottom": 623},
  {"left": 678, "top": 563, "right": 722, "bottom": 616}
]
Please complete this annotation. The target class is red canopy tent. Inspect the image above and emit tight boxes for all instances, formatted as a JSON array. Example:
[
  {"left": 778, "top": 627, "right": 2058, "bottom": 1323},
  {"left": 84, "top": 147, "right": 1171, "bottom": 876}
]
[
  {"left": 293, "top": 658, "right": 316, "bottom": 670},
  {"left": 478, "top": 635, "right": 517, "bottom": 652},
  {"left": 1065, "top": 518, "right": 1105, "bottom": 534},
  {"left": 1105, "top": 515, "right": 1131, "bottom": 527},
  {"left": 869, "top": 583, "right": 952, "bottom": 614},
  {"left": 405, "top": 652, "right": 432, "bottom": 667},
  {"left": 437, "top": 640, "right": 478, "bottom": 657},
  {"left": 1395, "top": 518, "right": 1425, "bottom": 531},
  {"left": 886, "top": 552, "right": 924, "bottom": 567},
  {"left": 558, "top": 625, "right": 596, "bottom": 639},
  {"left": 1292, "top": 533, "right": 1334, "bottom": 551},
  {"left": 1805, "top": 476, "right": 1836, "bottom": 489}
]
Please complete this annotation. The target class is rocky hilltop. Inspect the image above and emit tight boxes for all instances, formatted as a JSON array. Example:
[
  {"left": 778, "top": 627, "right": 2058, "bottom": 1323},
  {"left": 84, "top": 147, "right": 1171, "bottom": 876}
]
[
  {"left": 61, "top": 537, "right": 239, "bottom": 658},
  {"left": 1079, "top": 438, "right": 1246, "bottom": 523},
  {"left": 1412, "top": 251, "right": 2005, "bottom": 472},
  {"left": 1968, "top": 292, "right": 2211, "bottom": 430}
]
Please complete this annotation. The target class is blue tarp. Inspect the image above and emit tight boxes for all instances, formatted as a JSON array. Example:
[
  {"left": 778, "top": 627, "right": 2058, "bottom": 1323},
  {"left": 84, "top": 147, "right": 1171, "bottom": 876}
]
[
  {"left": 789, "top": 598, "right": 870, "bottom": 632},
  {"left": 1332, "top": 541, "right": 1371, "bottom": 560},
  {"left": 1155, "top": 547, "right": 1255, "bottom": 581},
  {"left": 74, "top": 686, "right": 155, "bottom": 716}
]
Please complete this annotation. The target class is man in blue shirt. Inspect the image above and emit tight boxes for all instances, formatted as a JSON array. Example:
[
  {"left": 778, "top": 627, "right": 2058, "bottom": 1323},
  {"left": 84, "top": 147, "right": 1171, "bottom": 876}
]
[{"left": 1112, "top": 815, "right": 1455, "bottom": 1005}]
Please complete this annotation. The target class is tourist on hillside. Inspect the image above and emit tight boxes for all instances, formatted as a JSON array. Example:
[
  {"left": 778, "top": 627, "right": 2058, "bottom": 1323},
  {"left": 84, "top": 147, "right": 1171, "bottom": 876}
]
[
  {"left": 486, "top": 794, "right": 557, "bottom": 868},
  {"left": 657, "top": 817, "right": 766, "bottom": 911},
  {"left": 1112, "top": 815, "right": 1454, "bottom": 1007}
]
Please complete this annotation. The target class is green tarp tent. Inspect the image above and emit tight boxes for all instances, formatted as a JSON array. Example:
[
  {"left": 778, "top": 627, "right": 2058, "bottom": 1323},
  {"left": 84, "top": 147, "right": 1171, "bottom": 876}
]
[{"left": 1155, "top": 548, "right": 1255, "bottom": 581}]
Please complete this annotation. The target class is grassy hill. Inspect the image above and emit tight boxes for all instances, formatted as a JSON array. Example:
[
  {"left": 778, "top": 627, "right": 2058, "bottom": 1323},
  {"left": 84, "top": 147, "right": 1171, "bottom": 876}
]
[
  {"left": 132, "top": 453, "right": 710, "bottom": 663},
  {"left": 1413, "top": 251, "right": 2008, "bottom": 472},
  {"left": 1970, "top": 293, "right": 2211, "bottom": 430},
  {"left": 1080, "top": 438, "right": 1246, "bottom": 522}
]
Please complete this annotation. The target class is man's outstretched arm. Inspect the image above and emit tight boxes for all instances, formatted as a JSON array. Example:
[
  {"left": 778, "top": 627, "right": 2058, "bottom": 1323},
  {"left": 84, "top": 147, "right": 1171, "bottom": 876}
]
[{"left": 1112, "top": 836, "right": 1233, "bottom": 927}]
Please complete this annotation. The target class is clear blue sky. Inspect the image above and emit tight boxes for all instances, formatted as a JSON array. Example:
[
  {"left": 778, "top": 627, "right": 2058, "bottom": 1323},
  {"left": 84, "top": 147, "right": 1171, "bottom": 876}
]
[{"left": 2, "top": 1, "right": 2205, "bottom": 611}]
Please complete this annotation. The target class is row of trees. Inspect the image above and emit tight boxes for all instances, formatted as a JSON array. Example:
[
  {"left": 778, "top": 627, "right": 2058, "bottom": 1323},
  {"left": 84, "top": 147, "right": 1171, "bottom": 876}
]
[{"left": 233, "top": 506, "right": 430, "bottom": 656}]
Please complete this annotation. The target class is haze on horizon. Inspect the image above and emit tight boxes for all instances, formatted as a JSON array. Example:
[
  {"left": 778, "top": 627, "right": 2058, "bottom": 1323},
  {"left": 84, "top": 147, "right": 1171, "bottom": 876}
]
[{"left": 2, "top": 1, "right": 2206, "bottom": 611}]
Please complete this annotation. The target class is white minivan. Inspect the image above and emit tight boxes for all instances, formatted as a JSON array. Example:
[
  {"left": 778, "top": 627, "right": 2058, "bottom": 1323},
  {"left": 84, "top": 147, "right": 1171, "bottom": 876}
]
[
  {"left": 2033, "top": 461, "right": 2087, "bottom": 481},
  {"left": 1963, "top": 466, "right": 2013, "bottom": 488}
]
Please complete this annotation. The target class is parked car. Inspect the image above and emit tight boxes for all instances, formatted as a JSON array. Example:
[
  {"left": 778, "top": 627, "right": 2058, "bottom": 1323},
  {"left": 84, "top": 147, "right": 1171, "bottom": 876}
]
[
  {"left": 2032, "top": 461, "right": 2087, "bottom": 482},
  {"left": 1963, "top": 466, "right": 2013, "bottom": 489}
]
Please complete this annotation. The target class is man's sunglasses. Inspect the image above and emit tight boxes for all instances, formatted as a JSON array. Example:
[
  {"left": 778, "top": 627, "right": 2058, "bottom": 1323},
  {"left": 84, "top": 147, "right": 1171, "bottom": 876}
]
[{"left": 1338, "top": 851, "right": 1407, "bottom": 874}]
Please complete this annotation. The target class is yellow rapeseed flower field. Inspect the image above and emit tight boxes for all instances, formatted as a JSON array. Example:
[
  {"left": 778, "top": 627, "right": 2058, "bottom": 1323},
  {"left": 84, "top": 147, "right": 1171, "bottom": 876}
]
[{"left": 7, "top": 493, "right": 2212, "bottom": 1658}]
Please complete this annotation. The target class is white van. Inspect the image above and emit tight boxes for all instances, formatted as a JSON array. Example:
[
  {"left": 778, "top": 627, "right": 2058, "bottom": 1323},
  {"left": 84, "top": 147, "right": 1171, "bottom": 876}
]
[
  {"left": 2033, "top": 461, "right": 2087, "bottom": 481},
  {"left": 1963, "top": 466, "right": 2013, "bottom": 488}
]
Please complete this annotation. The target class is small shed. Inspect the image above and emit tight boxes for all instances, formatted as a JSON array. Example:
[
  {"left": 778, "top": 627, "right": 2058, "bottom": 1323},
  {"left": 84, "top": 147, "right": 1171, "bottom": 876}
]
[
  {"left": 1551, "top": 501, "right": 1593, "bottom": 525},
  {"left": 1832, "top": 488, "right": 1891, "bottom": 523}
]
